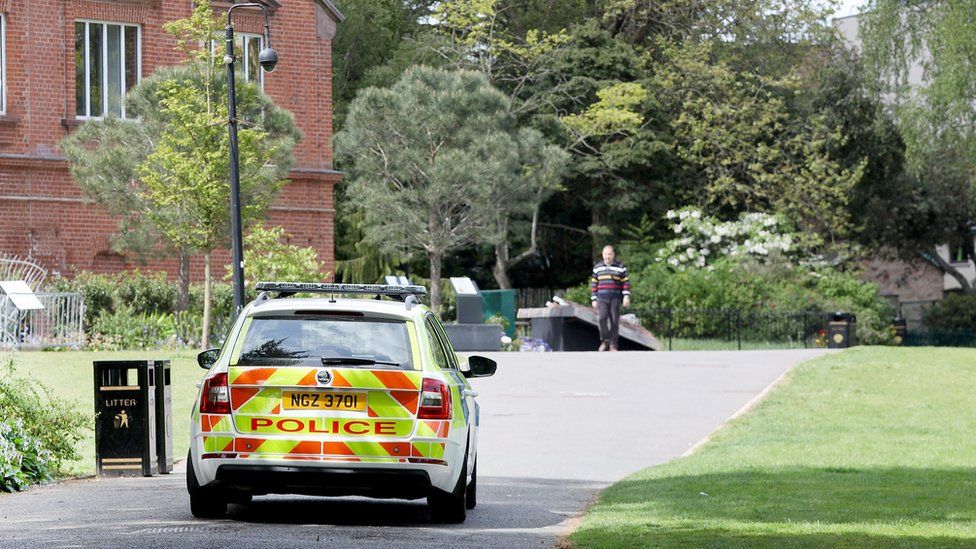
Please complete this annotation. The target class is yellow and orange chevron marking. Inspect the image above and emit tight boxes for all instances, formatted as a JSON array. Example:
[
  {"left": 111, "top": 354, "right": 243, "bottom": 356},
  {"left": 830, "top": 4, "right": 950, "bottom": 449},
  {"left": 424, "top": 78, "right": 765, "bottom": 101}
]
[
  {"left": 228, "top": 367, "right": 422, "bottom": 391},
  {"left": 201, "top": 414, "right": 232, "bottom": 433},
  {"left": 226, "top": 437, "right": 418, "bottom": 459}
]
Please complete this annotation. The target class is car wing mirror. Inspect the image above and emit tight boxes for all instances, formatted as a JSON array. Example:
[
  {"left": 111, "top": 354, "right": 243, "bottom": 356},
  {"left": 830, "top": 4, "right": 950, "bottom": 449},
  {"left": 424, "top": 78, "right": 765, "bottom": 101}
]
[
  {"left": 197, "top": 348, "right": 220, "bottom": 369},
  {"left": 464, "top": 355, "right": 496, "bottom": 378}
]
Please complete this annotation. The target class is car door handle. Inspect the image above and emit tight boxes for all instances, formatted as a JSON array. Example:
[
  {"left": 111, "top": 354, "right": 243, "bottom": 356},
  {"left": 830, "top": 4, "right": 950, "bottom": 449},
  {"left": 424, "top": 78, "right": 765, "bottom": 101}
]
[{"left": 462, "top": 389, "right": 479, "bottom": 398}]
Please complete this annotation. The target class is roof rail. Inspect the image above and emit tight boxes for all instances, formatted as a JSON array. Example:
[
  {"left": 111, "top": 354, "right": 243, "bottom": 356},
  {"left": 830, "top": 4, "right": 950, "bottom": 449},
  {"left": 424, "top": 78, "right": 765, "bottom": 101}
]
[{"left": 255, "top": 281, "right": 427, "bottom": 300}]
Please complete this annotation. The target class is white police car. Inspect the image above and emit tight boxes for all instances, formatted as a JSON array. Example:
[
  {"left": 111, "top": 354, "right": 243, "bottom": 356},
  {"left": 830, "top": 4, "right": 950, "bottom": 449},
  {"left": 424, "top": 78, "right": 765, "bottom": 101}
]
[{"left": 187, "top": 282, "right": 496, "bottom": 523}]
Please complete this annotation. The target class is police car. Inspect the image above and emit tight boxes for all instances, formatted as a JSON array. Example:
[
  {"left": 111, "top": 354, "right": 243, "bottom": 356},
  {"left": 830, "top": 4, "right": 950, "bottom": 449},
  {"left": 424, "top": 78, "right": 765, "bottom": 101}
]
[{"left": 186, "top": 282, "right": 496, "bottom": 523}]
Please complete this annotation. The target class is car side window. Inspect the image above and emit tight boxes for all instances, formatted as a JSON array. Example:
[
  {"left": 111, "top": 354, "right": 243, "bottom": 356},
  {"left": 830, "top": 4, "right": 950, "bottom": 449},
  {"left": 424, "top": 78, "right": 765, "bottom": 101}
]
[
  {"left": 424, "top": 316, "right": 450, "bottom": 370},
  {"left": 430, "top": 317, "right": 459, "bottom": 370}
]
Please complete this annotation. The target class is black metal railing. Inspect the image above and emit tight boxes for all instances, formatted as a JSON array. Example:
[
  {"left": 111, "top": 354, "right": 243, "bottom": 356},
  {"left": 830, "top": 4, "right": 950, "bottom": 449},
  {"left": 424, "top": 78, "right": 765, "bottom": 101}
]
[{"left": 639, "top": 308, "right": 830, "bottom": 351}]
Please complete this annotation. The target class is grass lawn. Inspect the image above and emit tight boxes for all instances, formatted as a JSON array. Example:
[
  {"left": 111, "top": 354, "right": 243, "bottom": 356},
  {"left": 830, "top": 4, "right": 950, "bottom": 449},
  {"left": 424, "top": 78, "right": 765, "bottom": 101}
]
[
  {"left": 569, "top": 347, "right": 976, "bottom": 548},
  {"left": 1, "top": 350, "right": 206, "bottom": 476}
]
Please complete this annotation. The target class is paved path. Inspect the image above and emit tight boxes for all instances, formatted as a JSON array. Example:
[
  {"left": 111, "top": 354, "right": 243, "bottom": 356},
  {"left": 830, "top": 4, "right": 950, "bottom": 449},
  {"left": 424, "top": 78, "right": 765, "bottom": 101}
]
[{"left": 0, "top": 350, "right": 827, "bottom": 548}]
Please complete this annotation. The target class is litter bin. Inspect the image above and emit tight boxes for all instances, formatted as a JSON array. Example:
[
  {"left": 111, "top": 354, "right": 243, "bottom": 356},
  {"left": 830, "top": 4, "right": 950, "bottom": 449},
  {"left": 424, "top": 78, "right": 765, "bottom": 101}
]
[
  {"left": 93, "top": 361, "right": 158, "bottom": 477},
  {"left": 892, "top": 317, "right": 907, "bottom": 346},
  {"left": 153, "top": 360, "right": 173, "bottom": 474},
  {"left": 828, "top": 312, "right": 857, "bottom": 349}
]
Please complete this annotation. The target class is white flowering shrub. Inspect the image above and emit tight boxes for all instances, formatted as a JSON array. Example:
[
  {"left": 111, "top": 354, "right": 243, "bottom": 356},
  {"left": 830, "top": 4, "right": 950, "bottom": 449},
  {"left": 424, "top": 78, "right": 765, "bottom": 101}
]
[
  {"left": 657, "top": 207, "right": 795, "bottom": 269},
  {"left": 0, "top": 418, "right": 53, "bottom": 492}
]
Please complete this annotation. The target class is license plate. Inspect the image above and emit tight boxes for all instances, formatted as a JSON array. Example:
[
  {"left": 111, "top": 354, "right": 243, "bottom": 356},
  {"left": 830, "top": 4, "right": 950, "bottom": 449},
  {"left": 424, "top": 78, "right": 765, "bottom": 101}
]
[{"left": 282, "top": 391, "right": 366, "bottom": 411}]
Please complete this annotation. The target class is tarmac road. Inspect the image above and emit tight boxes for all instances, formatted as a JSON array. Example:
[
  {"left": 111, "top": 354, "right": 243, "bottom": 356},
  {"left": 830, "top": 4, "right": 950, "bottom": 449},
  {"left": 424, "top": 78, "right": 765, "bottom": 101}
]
[{"left": 0, "top": 349, "right": 827, "bottom": 548}]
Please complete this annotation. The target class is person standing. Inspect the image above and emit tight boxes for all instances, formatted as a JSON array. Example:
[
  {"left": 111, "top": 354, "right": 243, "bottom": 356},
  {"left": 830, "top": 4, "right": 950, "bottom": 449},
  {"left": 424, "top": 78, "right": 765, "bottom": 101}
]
[{"left": 590, "top": 245, "right": 631, "bottom": 351}]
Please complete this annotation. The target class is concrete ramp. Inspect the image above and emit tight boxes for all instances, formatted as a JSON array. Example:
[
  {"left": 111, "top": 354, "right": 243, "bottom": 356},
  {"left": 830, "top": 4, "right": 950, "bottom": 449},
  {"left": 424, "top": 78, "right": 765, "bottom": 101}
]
[{"left": 518, "top": 301, "right": 661, "bottom": 351}]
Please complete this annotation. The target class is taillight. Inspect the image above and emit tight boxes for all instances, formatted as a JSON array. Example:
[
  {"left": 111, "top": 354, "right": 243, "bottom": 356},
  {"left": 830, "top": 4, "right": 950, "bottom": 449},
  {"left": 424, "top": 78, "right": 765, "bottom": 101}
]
[
  {"left": 200, "top": 372, "right": 231, "bottom": 414},
  {"left": 417, "top": 378, "right": 451, "bottom": 419}
]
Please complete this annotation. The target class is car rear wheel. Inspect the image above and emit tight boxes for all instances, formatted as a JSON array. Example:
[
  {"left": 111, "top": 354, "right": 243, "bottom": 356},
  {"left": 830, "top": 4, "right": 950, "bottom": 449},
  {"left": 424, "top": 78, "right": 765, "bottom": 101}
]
[
  {"left": 465, "top": 460, "right": 477, "bottom": 510},
  {"left": 186, "top": 452, "right": 227, "bottom": 519},
  {"left": 429, "top": 450, "right": 468, "bottom": 523}
]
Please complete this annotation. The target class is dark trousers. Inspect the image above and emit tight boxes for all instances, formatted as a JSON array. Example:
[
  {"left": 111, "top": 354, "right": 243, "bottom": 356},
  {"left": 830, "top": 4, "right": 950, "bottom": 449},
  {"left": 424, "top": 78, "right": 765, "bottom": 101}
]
[{"left": 597, "top": 298, "right": 622, "bottom": 347}]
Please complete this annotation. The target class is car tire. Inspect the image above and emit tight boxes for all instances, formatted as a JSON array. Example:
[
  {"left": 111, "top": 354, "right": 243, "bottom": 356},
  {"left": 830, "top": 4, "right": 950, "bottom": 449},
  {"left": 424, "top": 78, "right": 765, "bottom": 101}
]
[
  {"left": 429, "top": 449, "right": 467, "bottom": 523},
  {"left": 465, "top": 460, "right": 477, "bottom": 510},
  {"left": 186, "top": 452, "right": 227, "bottom": 519}
]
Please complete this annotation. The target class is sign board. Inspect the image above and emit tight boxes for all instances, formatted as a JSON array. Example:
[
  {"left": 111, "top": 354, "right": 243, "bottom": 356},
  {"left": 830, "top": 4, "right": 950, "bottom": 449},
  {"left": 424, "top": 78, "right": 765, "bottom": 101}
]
[
  {"left": 384, "top": 275, "right": 412, "bottom": 286},
  {"left": 0, "top": 280, "right": 44, "bottom": 310},
  {"left": 449, "top": 277, "right": 479, "bottom": 296}
]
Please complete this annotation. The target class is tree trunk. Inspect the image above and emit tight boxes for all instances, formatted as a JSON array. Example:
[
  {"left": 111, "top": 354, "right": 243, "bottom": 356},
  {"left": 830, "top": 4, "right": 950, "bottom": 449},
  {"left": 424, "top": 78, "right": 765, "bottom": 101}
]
[
  {"left": 493, "top": 206, "right": 541, "bottom": 290},
  {"left": 202, "top": 251, "right": 212, "bottom": 349},
  {"left": 176, "top": 249, "right": 190, "bottom": 313},
  {"left": 493, "top": 218, "right": 512, "bottom": 289},
  {"left": 428, "top": 251, "right": 443, "bottom": 316},
  {"left": 493, "top": 249, "right": 512, "bottom": 289},
  {"left": 919, "top": 247, "right": 974, "bottom": 294}
]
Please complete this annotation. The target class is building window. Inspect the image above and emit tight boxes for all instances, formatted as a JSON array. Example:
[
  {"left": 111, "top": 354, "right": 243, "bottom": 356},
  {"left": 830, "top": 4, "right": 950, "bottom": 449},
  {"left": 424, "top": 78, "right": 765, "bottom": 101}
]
[
  {"left": 75, "top": 21, "right": 140, "bottom": 119},
  {"left": 211, "top": 33, "right": 265, "bottom": 88}
]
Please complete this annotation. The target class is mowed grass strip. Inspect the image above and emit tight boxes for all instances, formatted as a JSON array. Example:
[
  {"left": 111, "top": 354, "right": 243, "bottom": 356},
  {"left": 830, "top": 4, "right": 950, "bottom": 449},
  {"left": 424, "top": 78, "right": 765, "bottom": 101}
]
[
  {"left": 569, "top": 347, "right": 976, "bottom": 548},
  {"left": 1, "top": 350, "right": 205, "bottom": 476}
]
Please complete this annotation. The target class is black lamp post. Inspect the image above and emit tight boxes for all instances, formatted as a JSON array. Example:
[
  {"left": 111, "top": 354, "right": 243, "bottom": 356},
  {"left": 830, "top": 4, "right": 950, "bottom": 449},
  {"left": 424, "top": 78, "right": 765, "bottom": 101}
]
[{"left": 225, "top": 3, "right": 279, "bottom": 316}]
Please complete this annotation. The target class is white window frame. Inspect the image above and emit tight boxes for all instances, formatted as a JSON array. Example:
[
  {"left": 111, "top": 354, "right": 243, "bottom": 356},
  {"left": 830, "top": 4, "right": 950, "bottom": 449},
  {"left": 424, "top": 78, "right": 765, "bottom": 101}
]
[
  {"left": 210, "top": 32, "right": 265, "bottom": 89},
  {"left": 1, "top": 14, "right": 6, "bottom": 114},
  {"left": 75, "top": 19, "right": 141, "bottom": 120}
]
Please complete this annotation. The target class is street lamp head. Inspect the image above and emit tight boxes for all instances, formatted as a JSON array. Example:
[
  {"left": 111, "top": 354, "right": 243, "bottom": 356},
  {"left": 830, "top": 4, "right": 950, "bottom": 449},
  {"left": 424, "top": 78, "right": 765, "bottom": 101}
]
[{"left": 258, "top": 46, "right": 279, "bottom": 73}]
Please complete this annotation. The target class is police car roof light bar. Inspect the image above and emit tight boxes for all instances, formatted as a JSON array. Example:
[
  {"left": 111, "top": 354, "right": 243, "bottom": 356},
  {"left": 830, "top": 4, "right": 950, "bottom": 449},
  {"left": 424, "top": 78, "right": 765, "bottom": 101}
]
[{"left": 255, "top": 281, "right": 428, "bottom": 299}]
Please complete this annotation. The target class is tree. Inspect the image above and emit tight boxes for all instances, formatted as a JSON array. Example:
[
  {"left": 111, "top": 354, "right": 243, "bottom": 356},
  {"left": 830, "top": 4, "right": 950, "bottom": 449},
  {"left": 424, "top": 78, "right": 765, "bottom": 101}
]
[
  {"left": 529, "top": 22, "right": 669, "bottom": 256},
  {"left": 334, "top": 66, "right": 564, "bottom": 312},
  {"left": 332, "top": 0, "right": 437, "bottom": 130},
  {"left": 62, "top": 0, "right": 300, "bottom": 345},
  {"left": 859, "top": 1, "right": 976, "bottom": 293},
  {"left": 654, "top": 40, "right": 862, "bottom": 248},
  {"left": 228, "top": 224, "right": 328, "bottom": 285}
]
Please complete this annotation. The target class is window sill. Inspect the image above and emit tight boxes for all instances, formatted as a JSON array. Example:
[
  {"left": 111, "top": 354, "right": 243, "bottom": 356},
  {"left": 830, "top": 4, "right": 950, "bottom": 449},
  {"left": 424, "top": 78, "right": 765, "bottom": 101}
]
[
  {"left": 61, "top": 117, "right": 84, "bottom": 128},
  {"left": 0, "top": 114, "right": 20, "bottom": 126}
]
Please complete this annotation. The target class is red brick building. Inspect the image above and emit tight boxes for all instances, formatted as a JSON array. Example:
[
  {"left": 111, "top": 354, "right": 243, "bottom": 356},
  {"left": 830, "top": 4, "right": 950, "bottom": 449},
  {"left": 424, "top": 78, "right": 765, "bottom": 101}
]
[{"left": 0, "top": 0, "right": 341, "bottom": 279}]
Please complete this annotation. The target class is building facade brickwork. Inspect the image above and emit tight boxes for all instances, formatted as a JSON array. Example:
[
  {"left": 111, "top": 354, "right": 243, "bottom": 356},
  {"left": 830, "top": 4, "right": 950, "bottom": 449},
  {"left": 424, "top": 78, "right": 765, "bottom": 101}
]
[{"left": 0, "top": 0, "right": 340, "bottom": 280}]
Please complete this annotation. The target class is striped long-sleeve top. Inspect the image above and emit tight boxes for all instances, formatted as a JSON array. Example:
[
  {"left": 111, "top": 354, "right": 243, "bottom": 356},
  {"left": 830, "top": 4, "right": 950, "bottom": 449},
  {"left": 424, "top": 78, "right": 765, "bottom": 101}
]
[{"left": 590, "top": 260, "right": 630, "bottom": 302}]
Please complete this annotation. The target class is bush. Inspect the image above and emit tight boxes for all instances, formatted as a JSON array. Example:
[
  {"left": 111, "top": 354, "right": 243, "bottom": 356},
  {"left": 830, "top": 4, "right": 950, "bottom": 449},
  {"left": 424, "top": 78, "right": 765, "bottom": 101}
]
[
  {"left": 924, "top": 293, "right": 976, "bottom": 333},
  {"left": 568, "top": 257, "right": 894, "bottom": 345},
  {"left": 89, "top": 305, "right": 177, "bottom": 350},
  {"left": 0, "top": 359, "right": 89, "bottom": 491},
  {"left": 114, "top": 271, "right": 176, "bottom": 316},
  {"left": 48, "top": 271, "right": 176, "bottom": 332}
]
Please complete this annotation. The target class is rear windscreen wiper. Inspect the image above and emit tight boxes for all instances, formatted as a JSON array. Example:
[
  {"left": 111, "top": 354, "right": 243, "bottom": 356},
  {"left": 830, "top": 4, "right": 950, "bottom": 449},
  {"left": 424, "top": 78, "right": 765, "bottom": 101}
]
[{"left": 320, "top": 357, "right": 401, "bottom": 367}]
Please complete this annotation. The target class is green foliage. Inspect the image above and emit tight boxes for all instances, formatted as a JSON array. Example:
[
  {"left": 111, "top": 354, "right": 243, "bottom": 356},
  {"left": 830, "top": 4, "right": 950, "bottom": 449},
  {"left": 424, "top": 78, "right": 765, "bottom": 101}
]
[
  {"left": 49, "top": 272, "right": 175, "bottom": 330},
  {"left": 47, "top": 272, "right": 242, "bottom": 348},
  {"left": 0, "top": 359, "right": 89, "bottom": 491},
  {"left": 228, "top": 224, "right": 328, "bottom": 286},
  {"left": 568, "top": 257, "right": 893, "bottom": 344},
  {"left": 89, "top": 306, "right": 177, "bottom": 351},
  {"left": 335, "top": 66, "right": 563, "bottom": 313},
  {"left": 332, "top": 0, "right": 437, "bottom": 129},
  {"left": 924, "top": 294, "right": 976, "bottom": 334},
  {"left": 112, "top": 272, "right": 177, "bottom": 317},
  {"left": 859, "top": 1, "right": 976, "bottom": 291},
  {"left": 656, "top": 41, "right": 862, "bottom": 244}
]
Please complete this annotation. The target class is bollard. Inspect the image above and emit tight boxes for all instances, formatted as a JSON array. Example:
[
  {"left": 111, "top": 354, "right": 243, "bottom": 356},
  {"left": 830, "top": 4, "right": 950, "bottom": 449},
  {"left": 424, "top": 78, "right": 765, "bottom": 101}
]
[{"left": 153, "top": 360, "right": 173, "bottom": 474}]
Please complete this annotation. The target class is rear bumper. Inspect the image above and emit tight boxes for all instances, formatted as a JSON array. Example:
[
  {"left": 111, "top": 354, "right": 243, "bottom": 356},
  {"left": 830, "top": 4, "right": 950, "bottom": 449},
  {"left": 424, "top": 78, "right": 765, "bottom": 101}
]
[{"left": 215, "top": 464, "right": 433, "bottom": 499}]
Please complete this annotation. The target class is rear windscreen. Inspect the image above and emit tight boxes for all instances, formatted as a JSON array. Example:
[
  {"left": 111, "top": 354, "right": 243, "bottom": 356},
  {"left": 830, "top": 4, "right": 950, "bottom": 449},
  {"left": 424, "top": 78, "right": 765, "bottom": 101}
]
[{"left": 233, "top": 316, "right": 414, "bottom": 369}]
